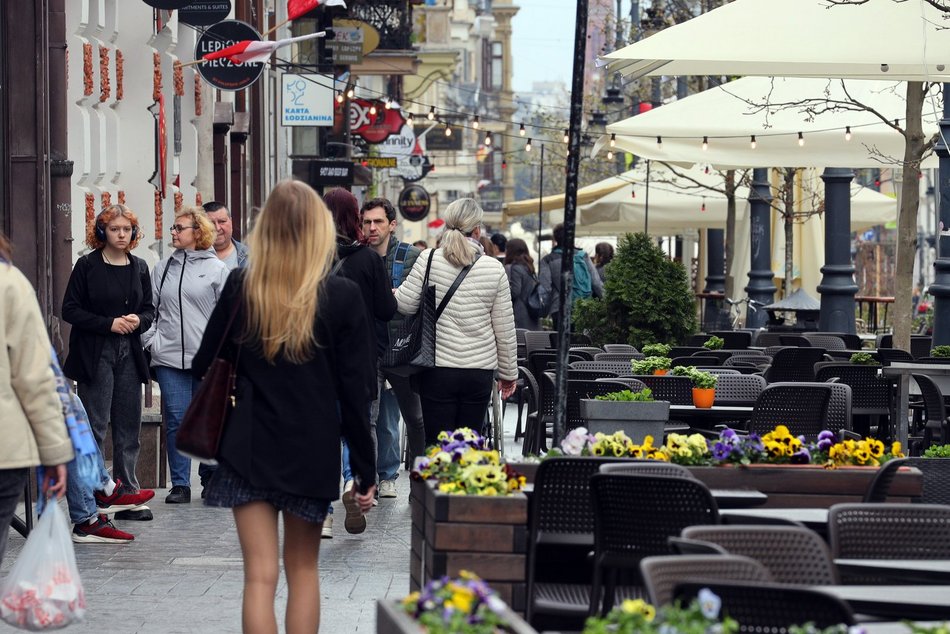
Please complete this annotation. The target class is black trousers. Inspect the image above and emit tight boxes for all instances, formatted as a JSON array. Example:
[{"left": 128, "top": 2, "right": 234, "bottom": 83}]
[{"left": 417, "top": 367, "right": 495, "bottom": 446}]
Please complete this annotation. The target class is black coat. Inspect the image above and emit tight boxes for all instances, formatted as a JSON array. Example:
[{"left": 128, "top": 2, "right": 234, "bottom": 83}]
[
  {"left": 62, "top": 251, "right": 155, "bottom": 383},
  {"left": 192, "top": 270, "right": 377, "bottom": 499}
]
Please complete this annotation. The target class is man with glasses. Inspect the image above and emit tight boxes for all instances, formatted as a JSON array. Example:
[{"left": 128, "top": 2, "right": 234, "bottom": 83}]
[
  {"left": 203, "top": 201, "right": 248, "bottom": 270},
  {"left": 360, "top": 198, "right": 425, "bottom": 500}
]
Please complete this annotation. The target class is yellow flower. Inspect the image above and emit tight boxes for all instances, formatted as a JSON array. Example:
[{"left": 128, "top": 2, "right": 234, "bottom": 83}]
[
  {"left": 765, "top": 440, "right": 785, "bottom": 459},
  {"left": 445, "top": 584, "right": 475, "bottom": 613},
  {"left": 612, "top": 443, "right": 626, "bottom": 457},
  {"left": 401, "top": 591, "right": 420, "bottom": 606},
  {"left": 592, "top": 444, "right": 606, "bottom": 456},
  {"left": 438, "top": 482, "right": 459, "bottom": 493},
  {"left": 853, "top": 448, "right": 870, "bottom": 464},
  {"left": 891, "top": 441, "right": 904, "bottom": 457},
  {"left": 620, "top": 599, "right": 656, "bottom": 621},
  {"left": 868, "top": 439, "right": 885, "bottom": 458}
]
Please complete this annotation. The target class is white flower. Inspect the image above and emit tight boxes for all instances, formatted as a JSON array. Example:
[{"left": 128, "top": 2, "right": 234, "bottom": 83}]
[
  {"left": 698, "top": 587, "right": 722, "bottom": 619},
  {"left": 560, "top": 427, "right": 590, "bottom": 455}
]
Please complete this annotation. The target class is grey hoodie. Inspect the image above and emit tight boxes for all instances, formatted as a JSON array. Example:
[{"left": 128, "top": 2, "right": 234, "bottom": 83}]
[{"left": 142, "top": 248, "right": 231, "bottom": 370}]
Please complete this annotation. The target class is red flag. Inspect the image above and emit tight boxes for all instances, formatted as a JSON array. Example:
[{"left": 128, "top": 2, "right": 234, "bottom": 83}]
[
  {"left": 288, "top": 0, "right": 319, "bottom": 20},
  {"left": 202, "top": 40, "right": 254, "bottom": 63}
]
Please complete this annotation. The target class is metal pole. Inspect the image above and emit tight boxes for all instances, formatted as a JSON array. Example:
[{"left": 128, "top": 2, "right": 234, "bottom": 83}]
[
  {"left": 818, "top": 168, "right": 858, "bottom": 334},
  {"left": 644, "top": 159, "right": 651, "bottom": 234},
  {"left": 552, "top": 0, "right": 589, "bottom": 447},
  {"left": 745, "top": 167, "right": 777, "bottom": 328},
  {"left": 931, "top": 83, "right": 950, "bottom": 346},
  {"left": 537, "top": 144, "right": 544, "bottom": 259},
  {"left": 703, "top": 229, "right": 726, "bottom": 331}
]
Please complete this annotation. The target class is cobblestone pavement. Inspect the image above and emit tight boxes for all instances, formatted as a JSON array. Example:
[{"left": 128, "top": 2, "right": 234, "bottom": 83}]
[{"left": 1, "top": 408, "right": 524, "bottom": 633}]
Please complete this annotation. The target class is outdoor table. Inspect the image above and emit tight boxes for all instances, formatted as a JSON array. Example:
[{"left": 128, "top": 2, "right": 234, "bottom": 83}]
[
  {"left": 834, "top": 559, "right": 950, "bottom": 584},
  {"left": 719, "top": 507, "right": 828, "bottom": 531},
  {"left": 826, "top": 349, "right": 875, "bottom": 360},
  {"left": 813, "top": 585, "right": 950, "bottom": 620},
  {"left": 519, "top": 485, "right": 767, "bottom": 510},
  {"left": 881, "top": 362, "right": 950, "bottom": 446}
]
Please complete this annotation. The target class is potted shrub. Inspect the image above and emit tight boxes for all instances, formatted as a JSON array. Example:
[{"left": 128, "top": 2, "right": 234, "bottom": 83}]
[
  {"left": 672, "top": 366, "right": 718, "bottom": 408},
  {"left": 642, "top": 343, "right": 672, "bottom": 357},
  {"left": 703, "top": 335, "right": 725, "bottom": 350},
  {"left": 579, "top": 387, "right": 670, "bottom": 444},
  {"left": 632, "top": 355, "right": 672, "bottom": 376},
  {"left": 931, "top": 345, "right": 950, "bottom": 358},
  {"left": 849, "top": 352, "right": 880, "bottom": 365},
  {"left": 923, "top": 444, "right": 950, "bottom": 458}
]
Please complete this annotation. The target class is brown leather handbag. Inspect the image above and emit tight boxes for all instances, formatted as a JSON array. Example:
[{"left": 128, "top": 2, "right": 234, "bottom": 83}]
[{"left": 175, "top": 300, "right": 241, "bottom": 464}]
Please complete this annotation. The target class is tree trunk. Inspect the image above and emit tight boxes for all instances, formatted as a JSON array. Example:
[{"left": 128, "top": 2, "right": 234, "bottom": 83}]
[
  {"left": 724, "top": 169, "right": 736, "bottom": 298},
  {"left": 893, "top": 81, "right": 927, "bottom": 351},
  {"left": 784, "top": 168, "right": 796, "bottom": 296}
]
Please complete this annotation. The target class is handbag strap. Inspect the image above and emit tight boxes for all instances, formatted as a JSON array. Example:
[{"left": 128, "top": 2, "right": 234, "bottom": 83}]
[
  {"left": 435, "top": 255, "right": 480, "bottom": 320},
  {"left": 211, "top": 292, "right": 243, "bottom": 364}
]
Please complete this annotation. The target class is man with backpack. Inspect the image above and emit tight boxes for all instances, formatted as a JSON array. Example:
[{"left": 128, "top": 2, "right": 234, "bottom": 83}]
[
  {"left": 360, "top": 198, "right": 426, "bottom": 500},
  {"left": 538, "top": 223, "right": 604, "bottom": 330}
]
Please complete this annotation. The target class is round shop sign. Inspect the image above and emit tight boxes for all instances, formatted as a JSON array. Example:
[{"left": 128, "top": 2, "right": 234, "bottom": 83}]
[
  {"left": 179, "top": 0, "right": 232, "bottom": 27},
  {"left": 194, "top": 20, "right": 265, "bottom": 91},
  {"left": 398, "top": 185, "right": 431, "bottom": 222},
  {"left": 143, "top": 0, "right": 193, "bottom": 8}
]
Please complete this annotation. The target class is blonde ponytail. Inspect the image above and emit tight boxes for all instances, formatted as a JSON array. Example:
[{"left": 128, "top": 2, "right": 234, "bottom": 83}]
[{"left": 440, "top": 198, "right": 483, "bottom": 268}]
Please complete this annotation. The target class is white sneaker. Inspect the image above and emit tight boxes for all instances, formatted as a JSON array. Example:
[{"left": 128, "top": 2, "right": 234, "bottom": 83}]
[
  {"left": 379, "top": 479, "right": 398, "bottom": 498},
  {"left": 321, "top": 515, "right": 333, "bottom": 539}
]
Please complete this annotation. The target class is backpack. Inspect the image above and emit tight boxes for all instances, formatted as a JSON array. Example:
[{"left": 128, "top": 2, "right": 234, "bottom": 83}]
[
  {"left": 508, "top": 264, "right": 543, "bottom": 320},
  {"left": 571, "top": 250, "right": 593, "bottom": 301}
]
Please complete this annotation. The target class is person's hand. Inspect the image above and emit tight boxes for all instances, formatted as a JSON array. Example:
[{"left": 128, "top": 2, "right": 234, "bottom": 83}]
[
  {"left": 355, "top": 485, "right": 377, "bottom": 513},
  {"left": 499, "top": 379, "right": 517, "bottom": 399},
  {"left": 42, "top": 464, "right": 68, "bottom": 500},
  {"left": 110, "top": 317, "right": 133, "bottom": 334},
  {"left": 122, "top": 313, "right": 141, "bottom": 331}
]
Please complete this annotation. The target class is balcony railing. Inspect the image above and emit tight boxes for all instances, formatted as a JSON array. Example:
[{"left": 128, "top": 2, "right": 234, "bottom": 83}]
[{"left": 349, "top": 0, "right": 414, "bottom": 51}]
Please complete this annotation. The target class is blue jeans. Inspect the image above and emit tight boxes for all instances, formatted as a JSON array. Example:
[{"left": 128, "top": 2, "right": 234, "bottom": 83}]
[
  {"left": 375, "top": 387, "right": 401, "bottom": 482},
  {"left": 155, "top": 366, "right": 214, "bottom": 487},
  {"left": 65, "top": 448, "right": 111, "bottom": 525}
]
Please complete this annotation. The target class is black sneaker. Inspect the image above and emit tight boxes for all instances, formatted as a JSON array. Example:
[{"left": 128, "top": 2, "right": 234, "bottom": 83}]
[
  {"left": 114, "top": 506, "right": 154, "bottom": 521},
  {"left": 165, "top": 485, "right": 191, "bottom": 504}
]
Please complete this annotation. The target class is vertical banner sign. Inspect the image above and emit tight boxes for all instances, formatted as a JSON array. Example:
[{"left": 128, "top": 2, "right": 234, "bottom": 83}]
[
  {"left": 195, "top": 20, "right": 265, "bottom": 91},
  {"left": 281, "top": 74, "right": 334, "bottom": 127}
]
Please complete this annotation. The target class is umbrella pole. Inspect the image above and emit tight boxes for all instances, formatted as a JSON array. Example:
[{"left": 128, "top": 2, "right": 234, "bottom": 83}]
[
  {"left": 538, "top": 144, "right": 544, "bottom": 260},
  {"left": 553, "top": 0, "right": 589, "bottom": 447},
  {"left": 645, "top": 159, "right": 651, "bottom": 234}
]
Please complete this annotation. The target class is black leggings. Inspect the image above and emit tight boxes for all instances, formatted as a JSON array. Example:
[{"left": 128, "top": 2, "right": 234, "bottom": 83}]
[{"left": 417, "top": 367, "right": 495, "bottom": 446}]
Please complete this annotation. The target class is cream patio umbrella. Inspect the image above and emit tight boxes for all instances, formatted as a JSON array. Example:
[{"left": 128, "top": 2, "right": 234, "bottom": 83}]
[
  {"left": 602, "top": 0, "right": 950, "bottom": 82},
  {"left": 598, "top": 77, "right": 940, "bottom": 169},
  {"left": 503, "top": 175, "right": 630, "bottom": 216}
]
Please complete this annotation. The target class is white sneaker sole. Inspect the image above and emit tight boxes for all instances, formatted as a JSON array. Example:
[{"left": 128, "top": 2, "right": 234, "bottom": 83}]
[
  {"left": 71, "top": 533, "right": 132, "bottom": 544},
  {"left": 341, "top": 490, "right": 366, "bottom": 534},
  {"left": 98, "top": 502, "right": 151, "bottom": 516},
  {"left": 379, "top": 489, "right": 397, "bottom": 499}
]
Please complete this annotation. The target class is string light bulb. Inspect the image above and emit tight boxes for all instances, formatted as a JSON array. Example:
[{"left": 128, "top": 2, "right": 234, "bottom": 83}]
[
  {"left": 797, "top": 131, "right": 804, "bottom": 147},
  {"left": 369, "top": 103, "right": 377, "bottom": 115},
  {"left": 501, "top": 159, "right": 507, "bottom": 169},
  {"left": 406, "top": 112, "right": 414, "bottom": 126},
  {"left": 563, "top": 129, "right": 569, "bottom": 143},
  {"left": 336, "top": 92, "right": 344, "bottom": 104},
  {"left": 427, "top": 106, "right": 436, "bottom": 120},
  {"left": 702, "top": 136, "right": 708, "bottom": 151},
  {"left": 444, "top": 124, "right": 452, "bottom": 137},
  {"left": 519, "top": 122, "right": 526, "bottom": 137},
  {"left": 750, "top": 135, "right": 757, "bottom": 149},
  {"left": 384, "top": 98, "right": 392, "bottom": 110},
  {"left": 473, "top": 115, "right": 480, "bottom": 130},
  {"left": 701, "top": 198, "right": 706, "bottom": 212},
  {"left": 484, "top": 132, "right": 493, "bottom": 147},
  {"left": 610, "top": 133, "right": 616, "bottom": 148},
  {"left": 346, "top": 87, "right": 354, "bottom": 99},
  {"left": 607, "top": 150, "right": 614, "bottom": 160},
  {"left": 845, "top": 126, "right": 852, "bottom": 141},
  {"left": 525, "top": 138, "right": 533, "bottom": 152},
  {"left": 657, "top": 136, "right": 663, "bottom": 148}
]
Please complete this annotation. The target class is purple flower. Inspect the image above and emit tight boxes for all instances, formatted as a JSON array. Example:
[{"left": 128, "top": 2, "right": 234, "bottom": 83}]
[
  {"left": 818, "top": 430, "right": 835, "bottom": 441},
  {"left": 790, "top": 447, "right": 811, "bottom": 464},
  {"left": 711, "top": 442, "right": 733, "bottom": 461},
  {"left": 817, "top": 437, "right": 833, "bottom": 451},
  {"left": 720, "top": 428, "right": 737, "bottom": 441}
]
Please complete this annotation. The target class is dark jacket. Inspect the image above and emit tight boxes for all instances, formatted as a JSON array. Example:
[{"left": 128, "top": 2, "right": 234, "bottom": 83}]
[
  {"left": 538, "top": 248, "right": 604, "bottom": 316},
  {"left": 506, "top": 262, "right": 541, "bottom": 331},
  {"left": 192, "top": 270, "right": 376, "bottom": 498},
  {"left": 378, "top": 235, "right": 421, "bottom": 344},
  {"left": 62, "top": 250, "right": 155, "bottom": 383}
]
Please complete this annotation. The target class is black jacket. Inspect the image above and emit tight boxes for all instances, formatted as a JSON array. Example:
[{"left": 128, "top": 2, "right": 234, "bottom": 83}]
[
  {"left": 62, "top": 251, "right": 155, "bottom": 383},
  {"left": 192, "top": 270, "right": 377, "bottom": 498}
]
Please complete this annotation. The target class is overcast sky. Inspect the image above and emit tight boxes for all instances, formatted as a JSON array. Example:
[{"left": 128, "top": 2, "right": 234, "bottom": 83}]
[{"left": 510, "top": 0, "right": 580, "bottom": 94}]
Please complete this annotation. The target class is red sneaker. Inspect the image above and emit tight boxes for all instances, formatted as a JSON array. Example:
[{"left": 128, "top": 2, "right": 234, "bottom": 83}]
[
  {"left": 95, "top": 480, "right": 155, "bottom": 514},
  {"left": 72, "top": 515, "right": 134, "bottom": 544}
]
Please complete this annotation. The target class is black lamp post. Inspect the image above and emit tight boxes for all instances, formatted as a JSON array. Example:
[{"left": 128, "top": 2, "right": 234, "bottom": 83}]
[
  {"left": 931, "top": 83, "right": 950, "bottom": 346},
  {"left": 745, "top": 168, "right": 776, "bottom": 327},
  {"left": 817, "top": 168, "right": 859, "bottom": 334}
]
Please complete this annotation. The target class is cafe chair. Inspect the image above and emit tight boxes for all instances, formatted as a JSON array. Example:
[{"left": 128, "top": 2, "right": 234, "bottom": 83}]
[
  {"left": 709, "top": 330, "right": 753, "bottom": 350},
  {"left": 672, "top": 355, "right": 721, "bottom": 367},
  {"left": 526, "top": 458, "right": 632, "bottom": 629},
  {"left": 632, "top": 375, "right": 694, "bottom": 405},
  {"left": 571, "top": 360, "right": 636, "bottom": 376},
  {"left": 876, "top": 347, "right": 914, "bottom": 365},
  {"left": 763, "top": 347, "right": 828, "bottom": 382},
  {"left": 902, "top": 457, "right": 950, "bottom": 505},
  {"left": 713, "top": 374, "right": 767, "bottom": 406},
  {"left": 667, "top": 536, "right": 727, "bottom": 555},
  {"left": 594, "top": 351, "right": 644, "bottom": 363},
  {"left": 640, "top": 554, "right": 772, "bottom": 608},
  {"left": 570, "top": 346, "right": 603, "bottom": 360},
  {"left": 569, "top": 379, "right": 631, "bottom": 434},
  {"left": 513, "top": 365, "right": 539, "bottom": 445},
  {"left": 803, "top": 333, "right": 848, "bottom": 351},
  {"left": 524, "top": 330, "right": 555, "bottom": 358},
  {"left": 911, "top": 374, "right": 949, "bottom": 449},
  {"left": 669, "top": 346, "right": 707, "bottom": 358},
  {"left": 589, "top": 473, "right": 719, "bottom": 615},
  {"left": 829, "top": 503, "right": 950, "bottom": 561},
  {"left": 673, "top": 581, "right": 855, "bottom": 632},
  {"left": 599, "top": 461, "right": 694, "bottom": 479},
  {"left": 748, "top": 383, "right": 832, "bottom": 438},
  {"left": 682, "top": 525, "right": 838, "bottom": 585},
  {"left": 815, "top": 363, "right": 891, "bottom": 438},
  {"left": 603, "top": 343, "right": 639, "bottom": 353},
  {"left": 861, "top": 458, "right": 909, "bottom": 503}
]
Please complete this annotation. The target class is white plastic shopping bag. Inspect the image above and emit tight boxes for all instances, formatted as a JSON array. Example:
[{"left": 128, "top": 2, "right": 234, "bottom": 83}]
[{"left": 0, "top": 502, "right": 85, "bottom": 630}]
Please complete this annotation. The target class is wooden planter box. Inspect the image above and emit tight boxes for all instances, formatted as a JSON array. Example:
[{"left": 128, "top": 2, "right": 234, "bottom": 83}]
[
  {"left": 410, "top": 478, "right": 528, "bottom": 612},
  {"left": 376, "top": 599, "right": 538, "bottom": 634},
  {"left": 506, "top": 459, "right": 923, "bottom": 509}
]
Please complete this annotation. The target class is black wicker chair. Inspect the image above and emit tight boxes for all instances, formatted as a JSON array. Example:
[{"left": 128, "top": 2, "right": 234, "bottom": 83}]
[
  {"left": 669, "top": 346, "right": 707, "bottom": 358},
  {"left": 912, "top": 374, "right": 949, "bottom": 449},
  {"left": 693, "top": 350, "right": 733, "bottom": 364},
  {"left": 599, "top": 461, "right": 694, "bottom": 479},
  {"left": 570, "top": 360, "right": 635, "bottom": 376},
  {"left": 877, "top": 347, "right": 914, "bottom": 365},
  {"left": 569, "top": 379, "right": 631, "bottom": 433},
  {"left": 723, "top": 354, "right": 771, "bottom": 368},
  {"left": 803, "top": 333, "right": 848, "bottom": 350},
  {"left": 815, "top": 363, "right": 891, "bottom": 438},
  {"left": 633, "top": 375, "right": 694, "bottom": 405},
  {"left": 603, "top": 343, "right": 639, "bottom": 353},
  {"left": 713, "top": 374, "right": 767, "bottom": 406},
  {"left": 514, "top": 365, "right": 539, "bottom": 445},
  {"left": 911, "top": 335, "right": 933, "bottom": 359},
  {"left": 594, "top": 352, "right": 645, "bottom": 363},
  {"left": 710, "top": 331, "right": 753, "bottom": 349},
  {"left": 903, "top": 456, "right": 950, "bottom": 504},
  {"left": 672, "top": 355, "right": 722, "bottom": 367},
  {"left": 640, "top": 555, "right": 772, "bottom": 608},
  {"left": 763, "top": 347, "right": 828, "bottom": 382},
  {"left": 589, "top": 473, "right": 719, "bottom": 614},
  {"left": 829, "top": 503, "right": 950, "bottom": 561},
  {"left": 682, "top": 524, "right": 838, "bottom": 585},
  {"left": 862, "top": 458, "right": 909, "bottom": 503},
  {"left": 526, "top": 458, "right": 628, "bottom": 628},
  {"left": 754, "top": 332, "right": 785, "bottom": 347},
  {"left": 748, "top": 382, "right": 832, "bottom": 438},
  {"left": 780, "top": 334, "right": 812, "bottom": 347},
  {"left": 673, "top": 581, "right": 855, "bottom": 633},
  {"left": 524, "top": 330, "right": 555, "bottom": 358}
]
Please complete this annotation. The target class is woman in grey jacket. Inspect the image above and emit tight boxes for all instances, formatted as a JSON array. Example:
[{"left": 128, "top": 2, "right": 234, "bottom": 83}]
[
  {"left": 504, "top": 238, "right": 541, "bottom": 331},
  {"left": 142, "top": 207, "right": 230, "bottom": 504}
]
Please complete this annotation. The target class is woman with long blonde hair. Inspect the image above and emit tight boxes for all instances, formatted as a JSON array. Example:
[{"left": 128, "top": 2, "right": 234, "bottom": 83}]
[{"left": 194, "top": 180, "right": 376, "bottom": 634}]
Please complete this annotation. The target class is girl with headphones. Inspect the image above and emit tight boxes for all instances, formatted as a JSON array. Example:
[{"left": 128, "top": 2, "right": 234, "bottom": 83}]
[{"left": 62, "top": 204, "right": 156, "bottom": 532}]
